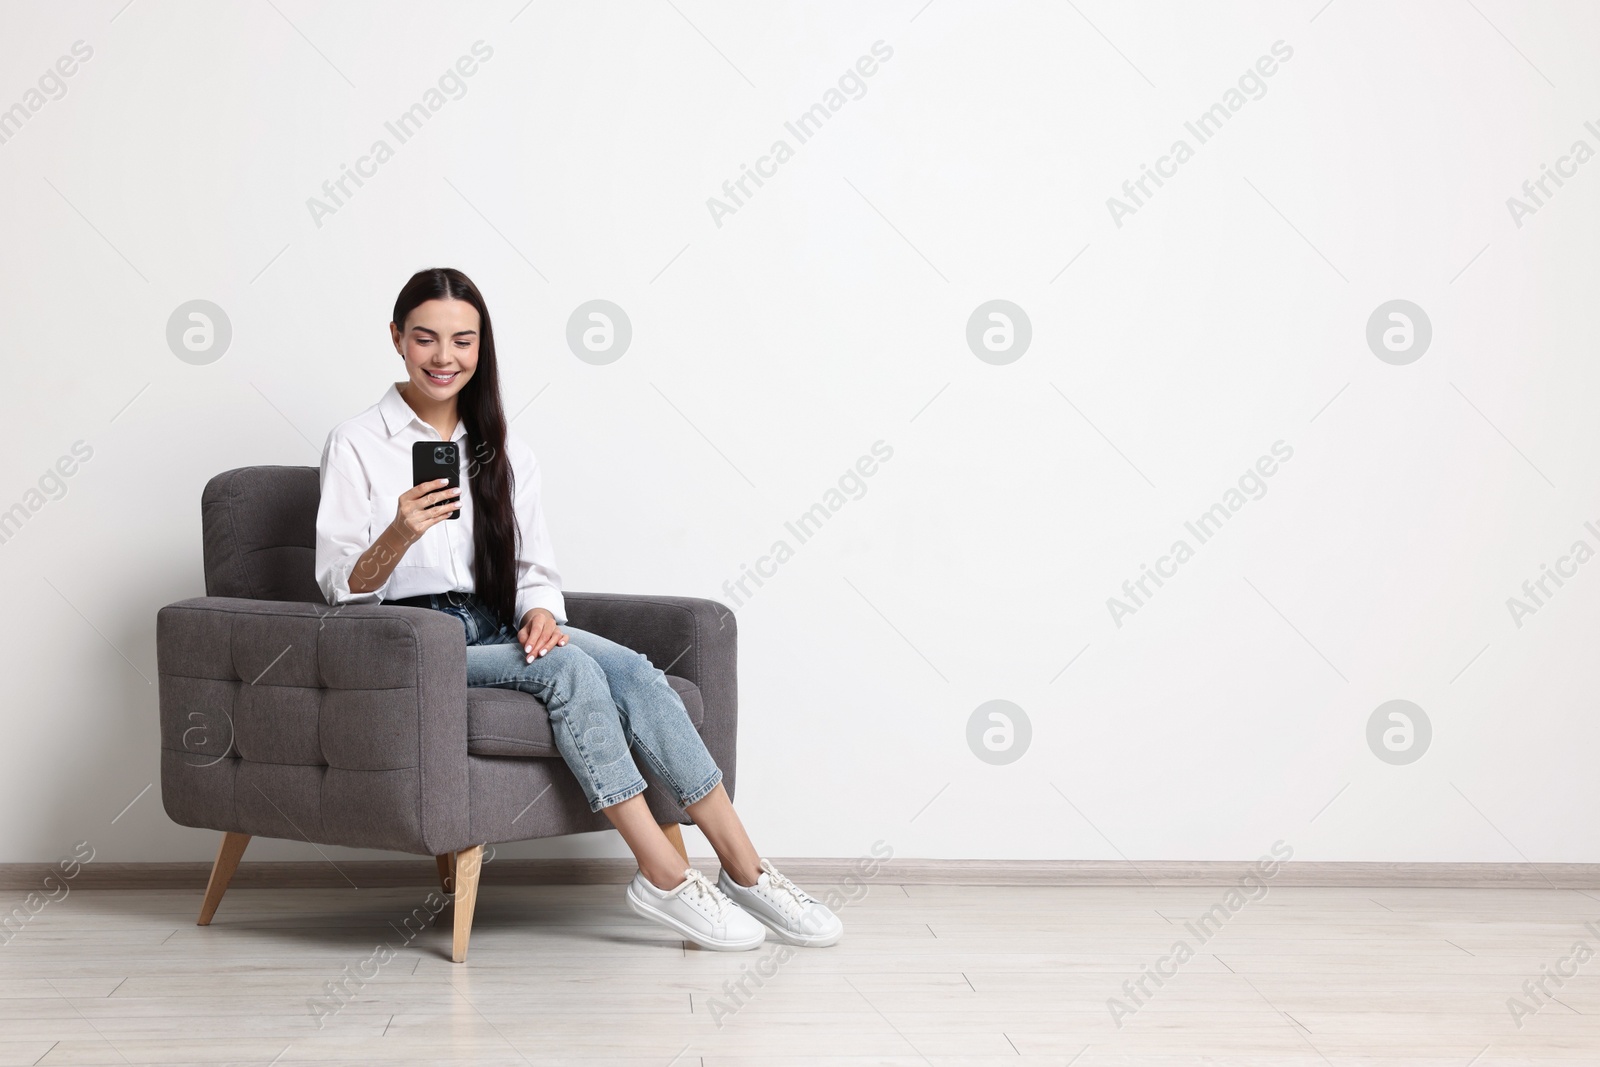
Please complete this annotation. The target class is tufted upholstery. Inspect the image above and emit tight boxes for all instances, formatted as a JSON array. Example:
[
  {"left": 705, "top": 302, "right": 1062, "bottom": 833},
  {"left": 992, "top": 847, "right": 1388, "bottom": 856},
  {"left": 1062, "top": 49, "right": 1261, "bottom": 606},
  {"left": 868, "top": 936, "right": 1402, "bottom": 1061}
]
[
  {"left": 157, "top": 466, "right": 739, "bottom": 857},
  {"left": 157, "top": 597, "right": 469, "bottom": 854}
]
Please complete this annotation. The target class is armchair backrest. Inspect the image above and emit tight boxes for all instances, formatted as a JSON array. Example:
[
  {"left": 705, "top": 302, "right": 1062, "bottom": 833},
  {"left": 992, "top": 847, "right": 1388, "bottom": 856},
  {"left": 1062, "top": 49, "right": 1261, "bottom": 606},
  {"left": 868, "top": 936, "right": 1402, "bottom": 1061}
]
[{"left": 202, "top": 465, "right": 325, "bottom": 604}]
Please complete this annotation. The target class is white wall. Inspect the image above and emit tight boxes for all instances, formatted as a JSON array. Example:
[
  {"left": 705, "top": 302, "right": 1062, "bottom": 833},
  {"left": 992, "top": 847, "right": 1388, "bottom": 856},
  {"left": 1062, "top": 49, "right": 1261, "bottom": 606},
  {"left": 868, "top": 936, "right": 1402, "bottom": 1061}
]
[{"left": 2, "top": 0, "right": 1597, "bottom": 866}]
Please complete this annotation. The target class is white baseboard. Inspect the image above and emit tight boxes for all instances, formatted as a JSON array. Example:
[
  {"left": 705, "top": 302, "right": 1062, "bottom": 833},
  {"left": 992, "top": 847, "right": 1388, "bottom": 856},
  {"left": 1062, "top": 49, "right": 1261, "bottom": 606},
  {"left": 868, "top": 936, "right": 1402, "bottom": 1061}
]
[{"left": 5, "top": 858, "right": 1599, "bottom": 890}]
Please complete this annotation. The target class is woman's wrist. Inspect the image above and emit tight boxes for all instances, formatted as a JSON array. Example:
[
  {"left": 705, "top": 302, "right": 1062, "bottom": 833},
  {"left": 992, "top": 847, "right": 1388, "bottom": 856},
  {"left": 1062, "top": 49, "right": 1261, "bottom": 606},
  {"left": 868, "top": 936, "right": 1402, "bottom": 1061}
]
[{"left": 386, "top": 517, "right": 417, "bottom": 547}]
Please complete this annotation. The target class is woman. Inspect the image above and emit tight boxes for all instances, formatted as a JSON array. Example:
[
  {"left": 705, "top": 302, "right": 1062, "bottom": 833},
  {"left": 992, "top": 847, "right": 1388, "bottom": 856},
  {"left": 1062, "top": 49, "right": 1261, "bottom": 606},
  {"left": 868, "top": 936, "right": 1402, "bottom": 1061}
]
[{"left": 314, "top": 267, "right": 841, "bottom": 951}]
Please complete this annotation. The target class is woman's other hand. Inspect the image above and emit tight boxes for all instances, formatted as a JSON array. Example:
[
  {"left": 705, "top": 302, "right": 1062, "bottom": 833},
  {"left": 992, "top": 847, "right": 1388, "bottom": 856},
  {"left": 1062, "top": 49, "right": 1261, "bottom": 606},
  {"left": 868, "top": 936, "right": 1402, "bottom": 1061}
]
[{"left": 518, "top": 607, "right": 567, "bottom": 663}]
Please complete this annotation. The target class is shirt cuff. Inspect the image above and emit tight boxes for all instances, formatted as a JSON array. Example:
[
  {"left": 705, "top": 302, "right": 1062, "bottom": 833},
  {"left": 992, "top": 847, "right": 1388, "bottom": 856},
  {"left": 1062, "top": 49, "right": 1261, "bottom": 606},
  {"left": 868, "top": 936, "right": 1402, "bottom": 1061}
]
[
  {"left": 516, "top": 587, "right": 567, "bottom": 627},
  {"left": 324, "top": 554, "right": 387, "bottom": 607}
]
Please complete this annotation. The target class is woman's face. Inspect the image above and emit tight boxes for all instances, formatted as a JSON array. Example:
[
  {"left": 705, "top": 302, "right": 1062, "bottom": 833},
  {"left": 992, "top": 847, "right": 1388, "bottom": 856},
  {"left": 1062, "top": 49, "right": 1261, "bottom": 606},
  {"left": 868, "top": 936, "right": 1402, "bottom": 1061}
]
[{"left": 391, "top": 297, "right": 480, "bottom": 401}]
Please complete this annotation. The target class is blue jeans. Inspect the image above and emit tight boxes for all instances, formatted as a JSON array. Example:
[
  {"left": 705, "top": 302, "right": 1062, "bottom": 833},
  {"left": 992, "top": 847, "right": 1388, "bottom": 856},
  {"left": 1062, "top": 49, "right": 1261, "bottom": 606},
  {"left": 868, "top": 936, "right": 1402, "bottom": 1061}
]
[{"left": 406, "top": 591, "right": 723, "bottom": 814}]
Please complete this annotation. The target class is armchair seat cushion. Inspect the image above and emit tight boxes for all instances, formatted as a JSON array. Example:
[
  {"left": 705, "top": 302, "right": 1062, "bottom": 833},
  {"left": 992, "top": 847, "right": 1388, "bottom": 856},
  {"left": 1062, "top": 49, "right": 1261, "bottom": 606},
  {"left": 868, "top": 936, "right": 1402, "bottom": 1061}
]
[{"left": 465, "top": 675, "right": 705, "bottom": 759}]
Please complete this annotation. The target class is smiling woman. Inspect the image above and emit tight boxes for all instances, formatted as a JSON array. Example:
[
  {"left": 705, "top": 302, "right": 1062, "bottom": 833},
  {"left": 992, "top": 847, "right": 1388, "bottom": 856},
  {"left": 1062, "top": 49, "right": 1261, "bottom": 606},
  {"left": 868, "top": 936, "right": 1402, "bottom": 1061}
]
[
  {"left": 311, "top": 267, "right": 844, "bottom": 955},
  {"left": 315, "top": 269, "right": 523, "bottom": 627}
]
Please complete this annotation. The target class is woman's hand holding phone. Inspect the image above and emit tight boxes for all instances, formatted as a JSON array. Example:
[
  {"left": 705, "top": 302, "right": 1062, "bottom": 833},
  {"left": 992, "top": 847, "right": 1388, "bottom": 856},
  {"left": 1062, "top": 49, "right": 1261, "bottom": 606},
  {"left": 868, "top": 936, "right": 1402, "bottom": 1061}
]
[
  {"left": 518, "top": 607, "right": 567, "bottom": 663},
  {"left": 392, "top": 479, "right": 461, "bottom": 544}
]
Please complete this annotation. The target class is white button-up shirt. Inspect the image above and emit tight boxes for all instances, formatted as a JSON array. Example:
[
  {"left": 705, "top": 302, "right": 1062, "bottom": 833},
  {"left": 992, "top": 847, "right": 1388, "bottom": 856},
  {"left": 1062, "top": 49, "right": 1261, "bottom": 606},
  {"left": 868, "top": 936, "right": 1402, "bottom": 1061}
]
[{"left": 314, "top": 382, "right": 567, "bottom": 625}]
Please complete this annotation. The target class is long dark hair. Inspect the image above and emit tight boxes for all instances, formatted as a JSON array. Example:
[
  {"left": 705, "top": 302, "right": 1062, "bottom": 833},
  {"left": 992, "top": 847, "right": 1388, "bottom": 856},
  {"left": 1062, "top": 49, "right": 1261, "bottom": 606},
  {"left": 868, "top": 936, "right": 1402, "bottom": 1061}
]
[{"left": 391, "top": 268, "right": 520, "bottom": 632}]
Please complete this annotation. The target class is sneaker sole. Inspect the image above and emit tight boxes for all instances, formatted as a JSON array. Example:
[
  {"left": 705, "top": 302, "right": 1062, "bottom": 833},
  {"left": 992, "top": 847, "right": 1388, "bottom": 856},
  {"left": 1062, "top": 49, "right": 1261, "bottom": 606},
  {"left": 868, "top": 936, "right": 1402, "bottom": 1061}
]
[
  {"left": 748, "top": 911, "right": 843, "bottom": 947},
  {"left": 625, "top": 883, "right": 766, "bottom": 951}
]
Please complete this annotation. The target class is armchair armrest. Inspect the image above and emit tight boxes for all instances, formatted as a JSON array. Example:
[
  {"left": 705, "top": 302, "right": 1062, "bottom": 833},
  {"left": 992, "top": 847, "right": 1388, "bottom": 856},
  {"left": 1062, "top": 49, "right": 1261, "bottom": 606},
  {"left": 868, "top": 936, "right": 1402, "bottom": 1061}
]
[
  {"left": 562, "top": 593, "right": 740, "bottom": 801},
  {"left": 156, "top": 596, "right": 473, "bottom": 856}
]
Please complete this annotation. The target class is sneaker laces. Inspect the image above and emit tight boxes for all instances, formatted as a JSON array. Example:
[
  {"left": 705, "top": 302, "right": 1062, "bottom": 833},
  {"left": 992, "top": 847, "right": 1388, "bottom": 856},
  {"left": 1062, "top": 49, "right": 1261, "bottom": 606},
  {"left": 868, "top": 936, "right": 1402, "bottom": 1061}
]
[
  {"left": 679, "top": 868, "right": 732, "bottom": 920},
  {"left": 757, "top": 859, "right": 819, "bottom": 921}
]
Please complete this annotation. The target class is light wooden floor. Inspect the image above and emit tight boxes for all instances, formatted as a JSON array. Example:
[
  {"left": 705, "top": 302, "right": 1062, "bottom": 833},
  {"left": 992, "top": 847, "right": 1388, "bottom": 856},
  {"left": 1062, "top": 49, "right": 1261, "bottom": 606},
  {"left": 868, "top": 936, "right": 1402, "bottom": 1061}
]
[{"left": 2, "top": 879, "right": 1598, "bottom": 1064}]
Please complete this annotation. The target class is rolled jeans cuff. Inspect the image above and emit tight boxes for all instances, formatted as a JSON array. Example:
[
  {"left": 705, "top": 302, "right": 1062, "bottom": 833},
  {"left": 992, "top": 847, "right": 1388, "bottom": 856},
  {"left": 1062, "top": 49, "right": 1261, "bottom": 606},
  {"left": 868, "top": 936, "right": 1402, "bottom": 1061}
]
[
  {"left": 592, "top": 776, "right": 649, "bottom": 814},
  {"left": 679, "top": 767, "right": 723, "bottom": 808}
]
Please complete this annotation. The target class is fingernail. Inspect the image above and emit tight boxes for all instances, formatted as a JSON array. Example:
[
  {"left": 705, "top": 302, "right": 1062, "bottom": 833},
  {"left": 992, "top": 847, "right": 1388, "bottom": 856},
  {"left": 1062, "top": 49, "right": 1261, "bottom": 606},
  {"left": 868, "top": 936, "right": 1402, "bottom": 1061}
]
[
  {"left": 538, "top": 648, "right": 546, "bottom": 656},
  {"left": 524, "top": 645, "right": 531, "bottom": 653}
]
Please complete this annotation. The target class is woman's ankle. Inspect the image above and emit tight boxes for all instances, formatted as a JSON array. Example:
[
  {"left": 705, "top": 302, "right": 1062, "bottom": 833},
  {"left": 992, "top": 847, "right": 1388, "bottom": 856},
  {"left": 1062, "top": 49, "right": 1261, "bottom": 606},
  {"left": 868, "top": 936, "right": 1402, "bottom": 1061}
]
[
  {"left": 721, "top": 858, "right": 762, "bottom": 888},
  {"left": 643, "top": 864, "right": 687, "bottom": 891}
]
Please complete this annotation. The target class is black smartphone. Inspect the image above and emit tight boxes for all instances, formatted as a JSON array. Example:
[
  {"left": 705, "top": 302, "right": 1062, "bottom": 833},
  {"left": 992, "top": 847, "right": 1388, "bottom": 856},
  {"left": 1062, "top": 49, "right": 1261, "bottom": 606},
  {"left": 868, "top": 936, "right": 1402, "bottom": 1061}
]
[{"left": 412, "top": 440, "right": 461, "bottom": 520}]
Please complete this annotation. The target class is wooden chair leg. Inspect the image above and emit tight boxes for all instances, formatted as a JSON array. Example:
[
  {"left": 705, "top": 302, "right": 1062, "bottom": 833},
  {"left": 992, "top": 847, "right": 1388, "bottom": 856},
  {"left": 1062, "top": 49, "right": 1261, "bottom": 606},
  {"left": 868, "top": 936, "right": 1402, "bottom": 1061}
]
[
  {"left": 451, "top": 845, "right": 484, "bottom": 964},
  {"left": 432, "top": 852, "right": 458, "bottom": 928},
  {"left": 197, "top": 832, "right": 250, "bottom": 926},
  {"left": 661, "top": 822, "right": 689, "bottom": 866}
]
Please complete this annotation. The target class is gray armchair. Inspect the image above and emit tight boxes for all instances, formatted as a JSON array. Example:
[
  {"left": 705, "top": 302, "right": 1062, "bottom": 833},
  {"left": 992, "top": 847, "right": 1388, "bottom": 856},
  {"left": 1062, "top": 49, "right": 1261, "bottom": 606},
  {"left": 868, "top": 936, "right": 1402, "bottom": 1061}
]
[{"left": 156, "top": 465, "right": 738, "bottom": 961}]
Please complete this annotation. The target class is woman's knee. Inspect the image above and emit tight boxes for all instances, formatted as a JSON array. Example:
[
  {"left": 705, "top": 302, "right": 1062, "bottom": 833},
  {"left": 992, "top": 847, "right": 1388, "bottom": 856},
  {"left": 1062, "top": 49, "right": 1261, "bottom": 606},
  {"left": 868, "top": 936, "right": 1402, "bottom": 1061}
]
[
  {"left": 540, "top": 643, "right": 610, "bottom": 699},
  {"left": 610, "top": 648, "right": 672, "bottom": 693}
]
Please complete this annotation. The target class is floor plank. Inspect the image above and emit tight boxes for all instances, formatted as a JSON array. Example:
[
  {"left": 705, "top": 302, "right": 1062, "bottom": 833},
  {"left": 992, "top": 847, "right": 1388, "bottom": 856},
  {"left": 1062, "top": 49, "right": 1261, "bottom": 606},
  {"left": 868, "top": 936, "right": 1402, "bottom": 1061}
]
[{"left": 1, "top": 884, "right": 1597, "bottom": 1062}]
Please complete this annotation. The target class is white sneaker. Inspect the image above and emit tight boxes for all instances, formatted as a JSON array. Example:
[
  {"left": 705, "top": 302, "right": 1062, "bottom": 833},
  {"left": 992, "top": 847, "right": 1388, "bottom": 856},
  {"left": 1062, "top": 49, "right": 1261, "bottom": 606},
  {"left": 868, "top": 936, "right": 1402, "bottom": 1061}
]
[
  {"left": 717, "top": 859, "right": 843, "bottom": 947},
  {"left": 625, "top": 867, "right": 766, "bottom": 951}
]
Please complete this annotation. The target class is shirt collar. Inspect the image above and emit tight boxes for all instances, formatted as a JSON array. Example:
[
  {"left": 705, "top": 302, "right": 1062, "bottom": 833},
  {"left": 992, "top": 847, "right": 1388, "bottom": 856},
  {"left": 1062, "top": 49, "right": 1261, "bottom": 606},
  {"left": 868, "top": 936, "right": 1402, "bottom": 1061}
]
[{"left": 379, "top": 381, "right": 466, "bottom": 441}]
